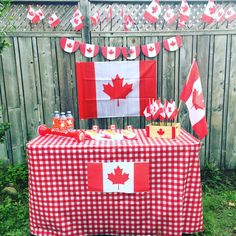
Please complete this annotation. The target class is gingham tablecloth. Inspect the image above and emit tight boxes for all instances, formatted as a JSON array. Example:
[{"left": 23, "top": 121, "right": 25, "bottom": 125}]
[{"left": 27, "top": 129, "right": 204, "bottom": 236}]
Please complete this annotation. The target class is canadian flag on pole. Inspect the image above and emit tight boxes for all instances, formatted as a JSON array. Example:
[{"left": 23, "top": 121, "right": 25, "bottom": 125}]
[
  {"left": 201, "top": 0, "right": 216, "bottom": 24},
  {"left": 124, "top": 15, "right": 135, "bottom": 31},
  {"left": 105, "top": 5, "right": 113, "bottom": 22},
  {"left": 27, "top": 6, "right": 36, "bottom": 21},
  {"left": 178, "top": 0, "right": 191, "bottom": 27},
  {"left": 164, "top": 100, "right": 178, "bottom": 120},
  {"left": 70, "top": 15, "right": 84, "bottom": 31},
  {"left": 48, "top": 13, "right": 60, "bottom": 28},
  {"left": 215, "top": 6, "right": 225, "bottom": 23},
  {"left": 225, "top": 6, "right": 236, "bottom": 23},
  {"left": 163, "top": 36, "right": 182, "bottom": 52},
  {"left": 87, "top": 162, "right": 149, "bottom": 193},
  {"left": 164, "top": 6, "right": 176, "bottom": 25},
  {"left": 76, "top": 60, "right": 156, "bottom": 119},
  {"left": 180, "top": 59, "right": 208, "bottom": 139},
  {"left": 144, "top": 0, "right": 161, "bottom": 23},
  {"left": 91, "top": 11, "right": 101, "bottom": 26}
]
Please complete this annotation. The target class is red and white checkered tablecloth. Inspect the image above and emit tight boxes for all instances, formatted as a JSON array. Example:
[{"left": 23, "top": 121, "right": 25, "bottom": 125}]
[{"left": 27, "top": 129, "right": 204, "bottom": 236}]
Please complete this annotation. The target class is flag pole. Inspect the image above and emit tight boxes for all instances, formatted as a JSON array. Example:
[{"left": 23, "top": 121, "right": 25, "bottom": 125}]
[{"left": 174, "top": 100, "right": 182, "bottom": 123}]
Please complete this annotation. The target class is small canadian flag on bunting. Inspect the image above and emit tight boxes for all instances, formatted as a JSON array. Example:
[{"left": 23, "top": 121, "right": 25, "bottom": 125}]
[
  {"left": 201, "top": 0, "right": 216, "bottom": 24},
  {"left": 60, "top": 38, "right": 80, "bottom": 53},
  {"left": 163, "top": 36, "right": 182, "bottom": 52},
  {"left": 141, "top": 42, "right": 161, "bottom": 58},
  {"left": 122, "top": 46, "right": 140, "bottom": 60},
  {"left": 144, "top": 0, "right": 161, "bottom": 23},
  {"left": 48, "top": 13, "right": 60, "bottom": 28},
  {"left": 101, "top": 46, "right": 121, "bottom": 60},
  {"left": 87, "top": 162, "right": 149, "bottom": 193},
  {"left": 80, "top": 43, "right": 99, "bottom": 58},
  {"left": 164, "top": 100, "right": 178, "bottom": 120}
]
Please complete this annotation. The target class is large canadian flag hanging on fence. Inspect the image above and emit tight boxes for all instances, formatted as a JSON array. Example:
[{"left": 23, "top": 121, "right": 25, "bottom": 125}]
[
  {"left": 76, "top": 60, "right": 156, "bottom": 119},
  {"left": 180, "top": 59, "right": 208, "bottom": 139},
  {"left": 87, "top": 162, "right": 149, "bottom": 193}
]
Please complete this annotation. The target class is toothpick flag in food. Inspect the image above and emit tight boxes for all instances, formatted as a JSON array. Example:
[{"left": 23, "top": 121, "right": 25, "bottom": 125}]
[
  {"left": 27, "top": 6, "right": 36, "bottom": 22},
  {"left": 76, "top": 61, "right": 156, "bottom": 119},
  {"left": 144, "top": 0, "right": 161, "bottom": 23},
  {"left": 48, "top": 13, "right": 60, "bottom": 28},
  {"left": 180, "top": 59, "right": 208, "bottom": 139},
  {"left": 60, "top": 38, "right": 80, "bottom": 53},
  {"left": 201, "top": 0, "right": 216, "bottom": 24}
]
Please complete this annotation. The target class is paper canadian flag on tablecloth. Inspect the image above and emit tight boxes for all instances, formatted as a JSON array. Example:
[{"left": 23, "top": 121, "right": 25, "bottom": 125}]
[
  {"left": 80, "top": 43, "right": 99, "bottom": 58},
  {"left": 201, "top": 0, "right": 216, "bottom": 24},
  {"left": 180, "top": 59, "right": 208, "bottom": 139},
  {"left": 48, "top": 13, "right": 60, "bottom": 28},
  {"left": 87, "top": 162, "right": 149, "bottom": 193},
  {"left": 144, "top": 0, "right": 161, "bottom": 23},
  {"left": 76, "top": 60, "right": 156, "bottom": 119}
]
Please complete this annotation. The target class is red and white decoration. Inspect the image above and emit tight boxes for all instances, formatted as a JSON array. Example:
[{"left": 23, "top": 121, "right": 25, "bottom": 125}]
[
  {"left": 27, "top": 5, "right": 36, "bottom": 21},
  {"left": 87, "top": 162, "right": 149, "bottom": 193},
  {"left": 105, "top": 5, "right": 113, "bottom": 22},
  {"left": 76, "top": 60, "right": 156, "bottom": 119},
  {"left": 225, "top": 6, "right": 236, "bottom": 23},
  {"left": 35, "top": 9, "right": 45, "bottom": 21},
  {"left": 70, "top": 15, "right": 84, "bottom": 31},
  {"left": 80, "top": 43, "right": 99, "bottom": 58},
  {"left": 178, "top": 0, "right": 191, "bottom": 27},
  {"left": 73, "top": 8, "right": 84, "bottom": 20},
  {"left": 91, "top": 10, "right": 101, "bottom": 26},
  {"left": 180, "top": 59, "right": 208, "bottom": 139},
  {"left": 27, "top": 6, "right": 44, "bottom": 24},
  {"left": 141, "top": 42, "right": 161, "bottom": 58},
  {"left": 60, "top": 38, "right": 80, "bottom": 53},
  {"left": 201, "top": 0, "right": 216, "bottom": 24},
  {"left": 215, "top": 6, "right": 225, "bottom": 23},
  {"left": 48, "top": 13, "right": 60, "bottom": 28},
  {"left": 124, "top": 15, "right": 135, "bottom": 31},
  {"left": 164, "top": 6, "right": 176, "bottom": 25},
  {"left": 101, "top": 46, "right": 121, "bottom": 60},
  {"left": 122, "top": 46, "right": 140, "bottom": 60},
  {"left": 144, "top": 0, "right": 161, "bottom": 23},
  {"left": 163, "top": 36, "right": 182, "bottom": 52},
  {"left": 164, "top": 100, "right": 178, "bottom": 120}
]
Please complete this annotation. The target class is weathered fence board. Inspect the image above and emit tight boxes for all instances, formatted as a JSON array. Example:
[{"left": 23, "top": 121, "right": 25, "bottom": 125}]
[{"left": 0, "top": 0, "right": 236, "bottom": 169}]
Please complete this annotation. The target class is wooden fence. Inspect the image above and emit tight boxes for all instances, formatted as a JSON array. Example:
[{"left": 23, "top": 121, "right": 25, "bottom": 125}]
[{"left": 0, "top": 0, "right": 236, "bottom": 169}]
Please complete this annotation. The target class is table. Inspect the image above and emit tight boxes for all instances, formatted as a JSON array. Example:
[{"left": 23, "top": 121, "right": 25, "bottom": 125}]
[{"left": 27, "top": 129, "right": 204, "bottom": 236}]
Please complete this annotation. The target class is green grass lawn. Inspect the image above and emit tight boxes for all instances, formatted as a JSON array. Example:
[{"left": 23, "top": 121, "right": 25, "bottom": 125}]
[{"left": 0, "top": 163, "right": 235, "bottom": 236}]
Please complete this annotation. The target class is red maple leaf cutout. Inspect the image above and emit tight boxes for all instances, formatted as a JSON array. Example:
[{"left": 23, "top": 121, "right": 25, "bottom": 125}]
[
  {"left": 168, "top": 107, "right": 172, "bottom": 112},
  {"left": 192, "top": 89, "right": 205, "bottom": 110},
  {"left": 128, "top": 49, "right": 134, "bottom": 54},
  {"left": 108, "top": 49, "right": 114, "bottom": 55},
  {"left": 209, "top": 6, "right": 216, "bottom": 15},
  {"left": 157, "top": 128, "right": 165, "bottom": 136},
  {"left": 74, "top": 18, "right": 79, "bottom": 24},
  {"left": 182, "top": 5, "right": 188, "bottom": 13},
  {"left": 87, "top": 47, "right": 93, "bottom": 53},
  {"left": 170, "top": 41, "right": 176, "bottom": 46},
  {"left": 103, "top": 74, "right": 133, "bottom": 107},
  {"left": 67, "top": 43, "right": 73, "bottom": 48},
  {"left": 148, "top": 46, "right": 154, "bottom": 52},
  {"left": 152, "top": 5, "right": 158, "bottom": 14},
  {"left": 107, "top": 166, "right": 129, "bottom": 190}
]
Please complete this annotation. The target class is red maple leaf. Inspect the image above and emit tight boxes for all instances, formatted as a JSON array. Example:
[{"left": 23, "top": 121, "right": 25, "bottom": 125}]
[
  {"left": 74, "top": 18, "right": 79, "bottom": 24},
  {"left": 152, "top": 5, "right": 158, "bottom": 14},
  {"left": 148, "top": 46, "right": 154, "bottom": 52},
  {"left": 87, "top": 47, "right": 92, "bottom": 53},
  {"left": 209, "top": 6, "right": 216, "bottom": 15},
  {"left": 128, "top": 49, "right": 134, "bottom": 54},
  {"left": 67, "top": 43, "right": 72, "bottom": 48},
  {"left": 49, "top": 17, "right": 54, "bottom": 21},
  {"left": 192, "top": 89, "right": 205, "bottom": 110},
  {"left": 108, "top": 49, "right": 114, "bottom": 55},
  {"left": 170, "top": 41, "right": 176, "bottom": 46},
  {"left": 157, "top": 128, "right": 165, "bottom": 136},
  {"left": 182, "top": 5, "right": 188, "bottom": 13},
  {"left": 107, "top": 166, "right": 129, "bottom": 190},
  {"left": 29, "top": 11, "right": 34, "bottom": 16},
  {"left": 103, "top": 74, "right": 133, "bottom": 107}
]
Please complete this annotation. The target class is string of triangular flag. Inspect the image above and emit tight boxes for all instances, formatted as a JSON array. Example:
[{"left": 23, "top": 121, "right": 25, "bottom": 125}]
[
  {"left": 60, "top": 36, "right": 183, "bottom": 58},
  {"left": 26, "top": 0, "right": 236, "bottom": 30}
]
